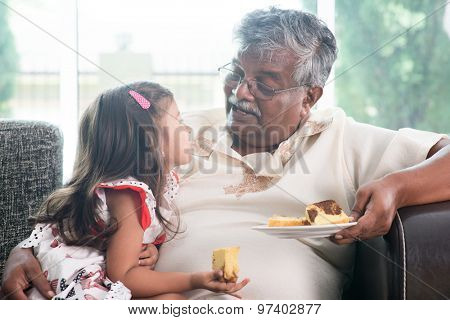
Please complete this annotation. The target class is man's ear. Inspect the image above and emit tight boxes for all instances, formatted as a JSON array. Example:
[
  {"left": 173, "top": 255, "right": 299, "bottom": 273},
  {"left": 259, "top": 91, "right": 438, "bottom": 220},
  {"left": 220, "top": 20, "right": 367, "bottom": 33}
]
[{"left": 302, "top": 87, "right": 323, "bottom": 110}]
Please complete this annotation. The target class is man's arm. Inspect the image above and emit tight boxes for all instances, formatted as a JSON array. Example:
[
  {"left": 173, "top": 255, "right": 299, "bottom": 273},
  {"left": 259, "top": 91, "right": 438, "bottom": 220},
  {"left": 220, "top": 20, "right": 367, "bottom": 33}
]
[
  {"left": 335, "top": 138, "right": 450, "bottom": 244},
  {"left": 1, "top": 240, "right": 159, "bottom": 300},
  {"left": 397, "top": 138, "right": 450, "bottom": 205},
  {"left": 1, "top": 245, "right": 54, "bottom": 299}
]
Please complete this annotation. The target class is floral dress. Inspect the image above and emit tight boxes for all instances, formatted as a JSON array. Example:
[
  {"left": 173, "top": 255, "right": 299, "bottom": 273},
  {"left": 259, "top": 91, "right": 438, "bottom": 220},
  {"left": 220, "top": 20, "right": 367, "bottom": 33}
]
[{"left": 22, "top": 171, "right": 179, "bottom": 300}]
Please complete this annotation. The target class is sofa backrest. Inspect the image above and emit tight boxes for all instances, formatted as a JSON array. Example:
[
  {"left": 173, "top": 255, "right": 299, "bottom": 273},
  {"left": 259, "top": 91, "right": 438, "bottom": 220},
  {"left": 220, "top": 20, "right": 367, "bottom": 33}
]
[{"left": 0, "top": 120, "right": 63, "bottom": 279}]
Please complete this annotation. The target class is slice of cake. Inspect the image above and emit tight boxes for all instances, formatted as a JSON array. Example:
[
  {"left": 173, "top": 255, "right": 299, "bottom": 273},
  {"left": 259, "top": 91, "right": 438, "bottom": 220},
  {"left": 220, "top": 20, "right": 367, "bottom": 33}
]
[
  {"left": 212, "top": 247, "right": 240, "bottom": 282},
  {"left": 268, "top": 215, "right": 311, "bottom": 227},
  {"left": 305, "top": 200, "right": 352, "bottom": 225}
]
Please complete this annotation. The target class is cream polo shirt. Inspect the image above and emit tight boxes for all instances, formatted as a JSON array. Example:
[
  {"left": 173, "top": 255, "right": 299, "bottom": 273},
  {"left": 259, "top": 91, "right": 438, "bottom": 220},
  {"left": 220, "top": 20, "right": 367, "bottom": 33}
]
[{"left": 155, "top": 107, "right": 446, "bottom": 299}]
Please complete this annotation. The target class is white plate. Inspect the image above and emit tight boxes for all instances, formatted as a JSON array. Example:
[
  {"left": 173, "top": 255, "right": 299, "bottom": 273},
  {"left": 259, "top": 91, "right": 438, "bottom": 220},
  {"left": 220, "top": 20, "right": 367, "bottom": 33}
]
[{"left": 251, "top": 222, "right": 357, "bottom": 239}]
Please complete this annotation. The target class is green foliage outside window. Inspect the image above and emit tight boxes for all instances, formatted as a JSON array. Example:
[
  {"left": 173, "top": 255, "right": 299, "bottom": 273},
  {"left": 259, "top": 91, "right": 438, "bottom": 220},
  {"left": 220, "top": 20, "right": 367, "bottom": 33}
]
[{"left": 335, "top": 0, "right": 450, "bottom": 132}]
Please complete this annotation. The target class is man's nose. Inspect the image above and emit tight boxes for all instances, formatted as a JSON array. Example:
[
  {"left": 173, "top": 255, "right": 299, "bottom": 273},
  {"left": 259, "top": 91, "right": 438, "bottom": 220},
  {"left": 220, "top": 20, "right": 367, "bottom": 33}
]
[{"left": 233, "top": 80, "right": 255, "bottom": 102}]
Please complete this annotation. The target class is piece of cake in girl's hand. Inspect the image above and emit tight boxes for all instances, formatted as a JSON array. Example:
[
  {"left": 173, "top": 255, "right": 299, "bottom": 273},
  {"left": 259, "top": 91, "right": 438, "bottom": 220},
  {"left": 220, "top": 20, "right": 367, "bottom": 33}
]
[{"left": 212, "top": 247, "right": 240, "bottom": 282}]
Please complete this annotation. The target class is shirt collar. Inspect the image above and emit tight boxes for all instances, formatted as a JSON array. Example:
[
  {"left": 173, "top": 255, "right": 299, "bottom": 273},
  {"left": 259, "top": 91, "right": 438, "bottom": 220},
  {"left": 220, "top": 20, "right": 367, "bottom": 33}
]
[{"left": 194, "top": 107, "right": 335, "bottom": 177}]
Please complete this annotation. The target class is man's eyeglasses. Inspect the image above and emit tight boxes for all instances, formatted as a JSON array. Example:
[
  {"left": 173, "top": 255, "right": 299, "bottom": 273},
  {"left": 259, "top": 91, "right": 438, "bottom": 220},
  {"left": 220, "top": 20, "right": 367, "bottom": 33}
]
[{"left": 218, "top": 63, "right": 310, "bottom": 101}]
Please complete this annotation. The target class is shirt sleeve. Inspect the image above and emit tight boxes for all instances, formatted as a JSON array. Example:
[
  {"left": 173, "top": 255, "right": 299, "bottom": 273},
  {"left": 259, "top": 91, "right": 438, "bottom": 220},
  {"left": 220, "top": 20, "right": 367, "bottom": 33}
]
[{"left": 342, "top": 116, "right": 447, "bottom": 190}]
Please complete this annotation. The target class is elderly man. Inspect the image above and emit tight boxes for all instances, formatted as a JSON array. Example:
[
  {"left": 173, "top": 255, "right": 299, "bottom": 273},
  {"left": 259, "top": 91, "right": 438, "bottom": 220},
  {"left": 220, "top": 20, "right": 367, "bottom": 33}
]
[{"left": 2, "top": 8, "right": 450, "bottom": 299}]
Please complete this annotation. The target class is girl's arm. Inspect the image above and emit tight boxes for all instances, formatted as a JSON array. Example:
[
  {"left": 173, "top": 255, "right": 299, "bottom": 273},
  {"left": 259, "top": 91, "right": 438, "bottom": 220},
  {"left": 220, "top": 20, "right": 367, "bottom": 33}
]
[{"left": 105, "top": 189, "right": 194, "bottom": 298}]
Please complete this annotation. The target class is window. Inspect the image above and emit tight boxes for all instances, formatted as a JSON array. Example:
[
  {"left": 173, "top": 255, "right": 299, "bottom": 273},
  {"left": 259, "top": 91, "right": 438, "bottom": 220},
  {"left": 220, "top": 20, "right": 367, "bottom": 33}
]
[
  {"left": 334, "top": 0, "right": 450, "bottom": 133},
  {"left": 1, "top": 0, "right": 448, "bottom": 180},
  {"left": 1, "top": 1, "right": 66, "bottom": 124},
  {"left": 3, "top": 0, "right": 78, "bottom": 178},
  {"left": 76, "top": 0, "right": 316, "bottom": 114},
  {"left": 2, "top": 0, "right": 316, "bottom": 179}
]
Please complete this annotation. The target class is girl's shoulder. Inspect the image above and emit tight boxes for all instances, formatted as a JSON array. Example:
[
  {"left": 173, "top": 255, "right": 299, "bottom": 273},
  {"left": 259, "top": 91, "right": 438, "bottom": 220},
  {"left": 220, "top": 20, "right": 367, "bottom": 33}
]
[
  {"left": 95, "top": 170, "right": 179, "bottom": 204},
  {"left": 94, "top": 177, "right": 156, "bottom": 227},
  {"left": 94, "top": 171, "right": 178, "bottom": 242},
  {"left": 97, "top": 177, "right": 152, "bottom": 193}
]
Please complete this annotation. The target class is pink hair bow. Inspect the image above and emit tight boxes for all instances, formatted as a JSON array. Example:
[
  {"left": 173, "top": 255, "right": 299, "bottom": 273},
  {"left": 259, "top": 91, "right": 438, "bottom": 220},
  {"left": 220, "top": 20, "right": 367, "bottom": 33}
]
[{"left": 128, "top": 90, "right": 151, "bottom": 109}]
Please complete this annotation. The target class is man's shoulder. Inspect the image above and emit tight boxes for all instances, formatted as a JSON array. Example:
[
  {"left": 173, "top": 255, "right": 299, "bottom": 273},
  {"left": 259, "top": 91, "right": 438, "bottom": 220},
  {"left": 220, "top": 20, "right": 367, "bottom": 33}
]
[
  {"left": 297, "top": 106, "right": 346, "bottom": 138},
  {"left": 311, "top": 106, "right": 390, "bottom": 136},
  {"left": 309, "top": 106, "right": 348, "bottom": 128}
]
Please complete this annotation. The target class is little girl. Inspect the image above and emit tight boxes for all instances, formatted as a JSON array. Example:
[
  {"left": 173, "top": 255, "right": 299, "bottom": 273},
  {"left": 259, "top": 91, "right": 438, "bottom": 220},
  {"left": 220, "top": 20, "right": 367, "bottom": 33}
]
[{"left": 22, "top": 81, "right": 249, "bottom": 300}]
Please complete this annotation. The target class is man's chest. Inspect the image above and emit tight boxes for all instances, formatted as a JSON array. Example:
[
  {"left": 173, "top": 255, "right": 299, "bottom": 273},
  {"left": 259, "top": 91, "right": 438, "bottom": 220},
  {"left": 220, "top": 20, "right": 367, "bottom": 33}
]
[{"left": 175, "top": 149, "right": 354, "bottom": 219}]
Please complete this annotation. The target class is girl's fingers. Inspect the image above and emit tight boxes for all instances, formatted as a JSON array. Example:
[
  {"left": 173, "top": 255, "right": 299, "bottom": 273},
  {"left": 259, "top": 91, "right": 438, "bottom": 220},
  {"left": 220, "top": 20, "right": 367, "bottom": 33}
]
[
  {"left": 212, "top": 270, "right": 223, "bottom": 280},
  {"left": 214, "top": 281, "right": 228, "bottom": 290},
  {"left": 213, "top": 278, "right": 250, "bottom": 293},
  {"left": 139, "top": 252, "right": 151, "bottom": 259},
  {"left": 212, "top": 281, "right": 232, "bottom": 291},
  {"left": 227, "top": 278, "right": 250, "bottom": 292},
  {"left": 138, "top": 256, "right": 157, "bottom": 267},
  {"left": 139, "top": 245, "right": 158, "bottom": 259}
]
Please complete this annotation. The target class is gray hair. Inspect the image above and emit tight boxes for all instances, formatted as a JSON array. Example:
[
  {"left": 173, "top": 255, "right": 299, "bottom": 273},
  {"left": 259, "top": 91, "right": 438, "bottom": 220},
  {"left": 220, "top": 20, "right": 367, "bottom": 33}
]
[{"left": 234, "top": 7, "right": 337, "bottom": 87}]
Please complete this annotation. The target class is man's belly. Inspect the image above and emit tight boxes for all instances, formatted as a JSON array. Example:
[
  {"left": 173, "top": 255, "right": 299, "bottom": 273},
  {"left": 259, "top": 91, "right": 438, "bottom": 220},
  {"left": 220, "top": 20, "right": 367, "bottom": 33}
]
[{"left": 155, "top": 209, "right": 347, "bottom": 299}]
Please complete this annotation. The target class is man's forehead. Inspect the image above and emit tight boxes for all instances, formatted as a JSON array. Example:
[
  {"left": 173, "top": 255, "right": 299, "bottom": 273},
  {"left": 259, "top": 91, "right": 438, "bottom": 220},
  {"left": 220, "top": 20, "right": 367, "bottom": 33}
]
[{"left": 234, "top": 50, "right": 296, "bottom": 73}]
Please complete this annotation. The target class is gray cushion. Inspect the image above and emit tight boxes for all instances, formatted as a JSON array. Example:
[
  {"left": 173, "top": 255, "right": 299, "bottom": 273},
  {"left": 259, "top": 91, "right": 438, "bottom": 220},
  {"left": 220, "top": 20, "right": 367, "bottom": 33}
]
[{"left": 0, "top": 120, "right": 63, "bottom": 279}]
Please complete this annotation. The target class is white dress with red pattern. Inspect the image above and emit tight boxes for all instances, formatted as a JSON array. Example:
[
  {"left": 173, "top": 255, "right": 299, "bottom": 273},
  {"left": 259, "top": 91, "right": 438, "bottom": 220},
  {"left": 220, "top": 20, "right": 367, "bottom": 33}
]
[{"left": 21, "top": 171, "right": 179, "bottom": 300}]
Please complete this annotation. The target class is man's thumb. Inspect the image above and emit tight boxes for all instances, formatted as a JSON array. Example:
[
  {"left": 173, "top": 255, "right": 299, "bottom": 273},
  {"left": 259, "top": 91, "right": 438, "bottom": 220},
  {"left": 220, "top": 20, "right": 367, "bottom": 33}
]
[{"left": 351, "top": 187, "right": 371, "bottom": 220}]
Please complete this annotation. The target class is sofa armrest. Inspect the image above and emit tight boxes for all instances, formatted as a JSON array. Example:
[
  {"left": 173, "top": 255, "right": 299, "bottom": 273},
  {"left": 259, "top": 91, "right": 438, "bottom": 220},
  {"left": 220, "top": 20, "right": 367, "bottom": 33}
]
[
  {"left": 397, "top": 200, "right": 450, "bottom": 299},
  {"left": 345, "top": 200, "right": 450, "bottom": 299}
]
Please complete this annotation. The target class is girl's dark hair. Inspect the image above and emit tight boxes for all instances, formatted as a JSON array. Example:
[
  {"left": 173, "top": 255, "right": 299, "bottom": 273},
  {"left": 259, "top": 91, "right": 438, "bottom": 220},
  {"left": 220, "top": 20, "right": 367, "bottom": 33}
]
[{"left": 30, "top": 81, "right": 179, "bottom": 250}]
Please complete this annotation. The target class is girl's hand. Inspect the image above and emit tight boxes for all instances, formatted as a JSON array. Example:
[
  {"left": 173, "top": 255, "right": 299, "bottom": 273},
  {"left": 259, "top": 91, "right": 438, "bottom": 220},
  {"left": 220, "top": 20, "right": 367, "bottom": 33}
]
[
  {"left": 191, "top": 271, "right": 250, "bottom": 299},
  {"left": 138, "top": 244, "right": 159, "bottom": 270}
]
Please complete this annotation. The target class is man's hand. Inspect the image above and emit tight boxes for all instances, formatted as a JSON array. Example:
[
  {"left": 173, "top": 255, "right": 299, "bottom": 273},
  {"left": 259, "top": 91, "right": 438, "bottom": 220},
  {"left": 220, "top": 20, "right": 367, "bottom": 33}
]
[
  {"left": 138, "top": 244, "right": 159, "bottom": 269},
  {"left": 1, "top": 247, "right": 54, "bottom": 300},
  {"left": 333, "top": 174, "right": 403, "bottom": 244}
]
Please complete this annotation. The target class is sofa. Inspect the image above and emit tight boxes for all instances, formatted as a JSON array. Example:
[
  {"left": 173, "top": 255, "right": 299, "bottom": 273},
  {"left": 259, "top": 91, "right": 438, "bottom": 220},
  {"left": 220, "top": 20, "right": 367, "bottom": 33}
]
[
  {"left": 0, "top": 120, "right": 63, "bottom": 280},
  {"left": 345, "top": 202, "right": 450, "bottom": 299},
  {"left": 0, "top": 120, "right": 449, "bottom": 299}
]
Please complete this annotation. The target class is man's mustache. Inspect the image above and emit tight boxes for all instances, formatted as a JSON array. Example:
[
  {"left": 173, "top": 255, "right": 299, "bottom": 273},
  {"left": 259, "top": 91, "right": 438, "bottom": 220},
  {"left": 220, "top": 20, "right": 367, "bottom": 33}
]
[{"left": 228, "top": 95, "right": 262, "bottom": 118}]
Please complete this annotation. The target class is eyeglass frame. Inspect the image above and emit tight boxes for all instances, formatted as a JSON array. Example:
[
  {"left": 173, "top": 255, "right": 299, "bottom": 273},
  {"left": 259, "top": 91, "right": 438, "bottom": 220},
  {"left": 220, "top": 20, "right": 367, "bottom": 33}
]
[{"left": 217, "top": 62, "right": 311, "bottom": 101}]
